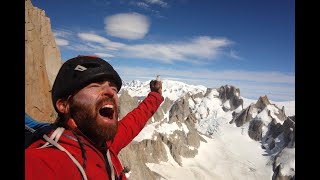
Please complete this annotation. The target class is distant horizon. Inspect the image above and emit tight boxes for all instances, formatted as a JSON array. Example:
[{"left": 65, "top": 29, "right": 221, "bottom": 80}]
[
  {"left": 122, "top": 78, "right": 295, "bottom": 102},
  {"left": 33, "top": 0, "right": 295, "bottom": 101}
]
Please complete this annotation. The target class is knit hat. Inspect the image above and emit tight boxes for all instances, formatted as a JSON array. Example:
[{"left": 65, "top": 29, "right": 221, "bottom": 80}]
[{"left": 51, "top": 55, "right": 122, "bottom": 112}]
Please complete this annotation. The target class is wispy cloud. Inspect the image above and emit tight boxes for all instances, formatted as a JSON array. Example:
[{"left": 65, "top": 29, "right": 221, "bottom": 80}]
[
  {"left": 57, "top": 28, "right": 235, "bottom": 64},
  {"left": 78, "top": 32, "right": 109, "bottom": 43},
  {"left": 55, "top": 38, "right": 69, "bottom": 46},
  {"left": 143, "top": 0, "right": 168, "bottom": 8},
  {"left": 53, "top": 29, "right": 73, "bottom": 46},
  {"left": 133, "top": 1, "right": 164, "bottom": 18},
  {"left": 77, "top": 32, "right": 126, "bottom": 50},
  {"left": 136, "top": 2, "right": 151, "bottom": 9},
  {"left": 229, "top": 50, "right": 241, "bottom": 60},
  {"left": 53, "top": 29, "right": 73, "bottom": 38},
  {"left": 120, "top": 36, "right": 232, "bottom": 63},
  {"left": 94, "top": 52, "right": 114, "bottom": 58},
  {"left": 104, "top": 13, "right": 150, "bottom": 40}
]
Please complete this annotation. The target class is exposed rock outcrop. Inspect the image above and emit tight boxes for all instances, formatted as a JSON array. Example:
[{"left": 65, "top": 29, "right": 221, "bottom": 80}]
[
  {"left": 230, "top": 104, "right": 255, "bottom": 127},
  {"left": 119, "top": 134, "right": 168, "bottom": 180},
  {"left": 118, "top": 90, "right": 205, "bottom": 179},
  {"left": 118, "top": 90, "right": 139, "bottom": 120},
  {"left": 229, "top": 95, "right": 295, "bottom": 179},
  {"left": 25, "top": 0, "right": 62, "bottom": 122},
  {"left": 217, "top": 85, "right": 243, "bottom": 111},
  {"left": 169, "top": 94, "right": 190, "bottom": 125},
  {"left": 248, "top": 119, "right": 264, "bottom": 141},
  {"left": 272, "top": 148, "right": 295, "bottom": 180}
]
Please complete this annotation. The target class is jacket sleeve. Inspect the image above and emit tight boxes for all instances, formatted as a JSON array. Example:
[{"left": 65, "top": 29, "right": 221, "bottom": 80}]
[{"left": 111, "top": 91, "right": 164, "bottom": 154}]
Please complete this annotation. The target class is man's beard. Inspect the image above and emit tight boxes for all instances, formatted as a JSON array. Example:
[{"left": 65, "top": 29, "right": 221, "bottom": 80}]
[{"left": 69, "top": 97, "right": 118, "bottom": 146}]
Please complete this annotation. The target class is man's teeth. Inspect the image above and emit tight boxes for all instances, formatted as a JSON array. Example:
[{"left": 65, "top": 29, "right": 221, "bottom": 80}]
[
  {"left": 100, "top": 104, "right": 114, "bottom": 118},
  {"left": 103, "top": 104, "right": 114, "bottom": 109}
]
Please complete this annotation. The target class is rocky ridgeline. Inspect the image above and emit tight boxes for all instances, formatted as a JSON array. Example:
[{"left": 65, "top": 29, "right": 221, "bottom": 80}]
[
  {"left": 230, "top": 95, "right": 295, "bottom": 180},
  {"left": 118, "top": 85, "right": 295, "bottom": 180},
  {"left": 118, "top": 89, "right": 207, "bottom": 179}
]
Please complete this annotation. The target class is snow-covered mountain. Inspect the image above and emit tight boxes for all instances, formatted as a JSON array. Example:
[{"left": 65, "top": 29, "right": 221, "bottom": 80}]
[
  {"left": 118, "top": 79, "right": 295, "bottom": 180},
  {"left": 121, "top": 79, "right": 207, "bottom": 102}
]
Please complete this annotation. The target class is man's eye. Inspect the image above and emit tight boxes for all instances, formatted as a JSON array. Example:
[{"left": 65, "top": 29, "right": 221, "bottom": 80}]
[
  {"left": 111, "top": 87, "right": 118, "bottom": 92},
  {"left": 89, "top": 83, "right": 100, "bottom": 87}
]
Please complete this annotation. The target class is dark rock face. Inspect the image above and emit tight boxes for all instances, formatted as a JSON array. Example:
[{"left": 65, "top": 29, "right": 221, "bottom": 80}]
[
  {"left": 230, "top": 105, "right": 254, "bottom": 127},
  {"left": 268, "top": 118, "right": 284, "bottom": 139},
  {"left": 263, "top": 115, "right": 295, "bottom": 151},
  {"left": 255, "top": 95, "right": 271, "bottom": 110},
  {"left": 217, "top": 85, "right": 243, "bottom": 111},
  {"left": 282, "top": 117, "right": 295, "bottom": 148},
  {"left": 169, "top": 94, "right": 190, "bottom": 125},
  {"left": 118, "top": 135, "right": 168, "bottom": 180},
  {"left": 248, "top": 119, "right": 263, "bottom": 141},
  {"left": 272, "top": 148, "right": 295, "bottom": 180},
  {"left": 118, "top": 90, "right": 139, "bottom": 120}
]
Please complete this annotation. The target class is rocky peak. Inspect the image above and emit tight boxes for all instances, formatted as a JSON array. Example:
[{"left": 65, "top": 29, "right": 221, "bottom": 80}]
[
  {"left": 255, "top": 95, "right": 271, "bottom": 110},
  {"left": 229, "top": 94, "right": 294, "bottom": 180},
  {"left": 25, "top": 0, "right": 63, "bottom": 122},
  {"left": 217, "top": 85, "right": 243, "bottom": 111}
]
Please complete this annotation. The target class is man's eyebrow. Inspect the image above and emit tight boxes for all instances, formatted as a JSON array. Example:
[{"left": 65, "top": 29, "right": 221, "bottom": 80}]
[
  {"left": 94, "top": 79, "right": 117, "bottom": 88},
  {"left": 108, "top": 81, "right": 117, "bottom": 87},
  {"left": 91, "top": 78, "right": 116, "bottom": 86}
]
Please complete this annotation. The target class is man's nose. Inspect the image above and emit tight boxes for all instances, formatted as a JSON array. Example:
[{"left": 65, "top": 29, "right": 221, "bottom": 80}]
[{"left": 102, "top": 85, "right": 114, "bottom": 97}]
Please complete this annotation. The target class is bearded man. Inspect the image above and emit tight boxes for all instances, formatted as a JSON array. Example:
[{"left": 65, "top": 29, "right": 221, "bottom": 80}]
[{"left": 25, "top": 56, "right": 163, "bottom": 180}]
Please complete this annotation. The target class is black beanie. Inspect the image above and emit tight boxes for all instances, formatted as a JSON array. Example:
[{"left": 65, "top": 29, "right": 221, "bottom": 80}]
[{"left": 51, "top": 55, "right": 122, "bottom": 112}]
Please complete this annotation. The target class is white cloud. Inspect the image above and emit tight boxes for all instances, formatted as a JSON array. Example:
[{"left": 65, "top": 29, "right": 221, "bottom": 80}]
[
  {"left": 120, "top": 36, "right": 232, "bottom": 63},
  {"left": 144, "top": 0, "right": 168, "bottom": 7},
  {"left": 136, "top": 2, "right": 150, "bottom": 9},
  {"left": 104, "top": 13, "right": 150, "bottom": 40},
  {"left": 55, "top": 38, "right": 69, "bottom": 46},
  {"left": 53, "top": 29, "right": 72, "bottom": 38},
  {"left": 229, "top": 49, "right": 241, "bottom": 59},
  {"left": 77, "top": 32, "right": 126, "bottom": 51},
  {"left": 53, "top": 29, "right": 72, "bottom": 46},
  {"left": 94, "top": 53, "right": 115, "bottom": 58},
  {"left": 78, "top": 32, "right": 109, "bottom": 43},
  {"left": 55, "top": 27, "right": 234, "bottom": 64},
  {"left": 66, "top": 42, "right": 105, "bottom": 52}
]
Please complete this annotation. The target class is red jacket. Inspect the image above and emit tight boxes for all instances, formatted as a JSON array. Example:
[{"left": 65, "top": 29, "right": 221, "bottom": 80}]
[{"left": 25, "top": 92, "right": 164, "bottom": 180}]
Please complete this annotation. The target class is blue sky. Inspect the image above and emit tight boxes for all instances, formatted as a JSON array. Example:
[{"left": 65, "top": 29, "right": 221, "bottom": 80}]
[{"left": 32, "top": 0, "right": 295, "bottom": 101}]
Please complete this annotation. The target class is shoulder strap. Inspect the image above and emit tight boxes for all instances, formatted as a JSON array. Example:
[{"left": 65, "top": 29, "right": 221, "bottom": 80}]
[
  {"left": 40, "top": 127, "right": 88, "bottom": 180},
  {"left": 25, "top": 124, "right": 57, "bottom": 148},
  {"left": 106, "top": 150, "right": 115, "bottom": 180}
]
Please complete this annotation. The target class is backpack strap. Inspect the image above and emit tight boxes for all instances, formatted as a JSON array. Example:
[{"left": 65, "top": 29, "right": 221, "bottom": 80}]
[
  {"left": 25, "top": 124, "right": 57, "bottom": 148},
  {"left": 38, "top": 127, "right": 65, "bottom": 149},
  {"left": 106, "top": 149, "right": 115, "bottom": 180},
  {"left": 39, "top": 127, "right": 88, "bottom": 180}
]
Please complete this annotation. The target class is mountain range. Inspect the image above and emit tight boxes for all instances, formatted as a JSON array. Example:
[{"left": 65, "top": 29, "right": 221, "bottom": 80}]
[{"left": 117, "top": 79, "right": 295, "bottom": 180}]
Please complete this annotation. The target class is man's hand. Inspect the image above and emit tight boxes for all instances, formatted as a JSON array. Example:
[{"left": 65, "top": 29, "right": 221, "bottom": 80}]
[{"left": 150, "top": 78, "right": 162, "bottom": 95}]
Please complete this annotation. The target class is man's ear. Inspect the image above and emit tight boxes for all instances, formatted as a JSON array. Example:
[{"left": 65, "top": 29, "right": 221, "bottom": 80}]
[{"left": 56, "top": 99, "right": 69, "bottom": 114}]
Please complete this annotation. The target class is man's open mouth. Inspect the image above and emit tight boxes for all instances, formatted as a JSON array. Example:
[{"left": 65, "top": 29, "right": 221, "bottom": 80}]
[{"left": 99, "top": 104, "right": 114, "bottom": 119}]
